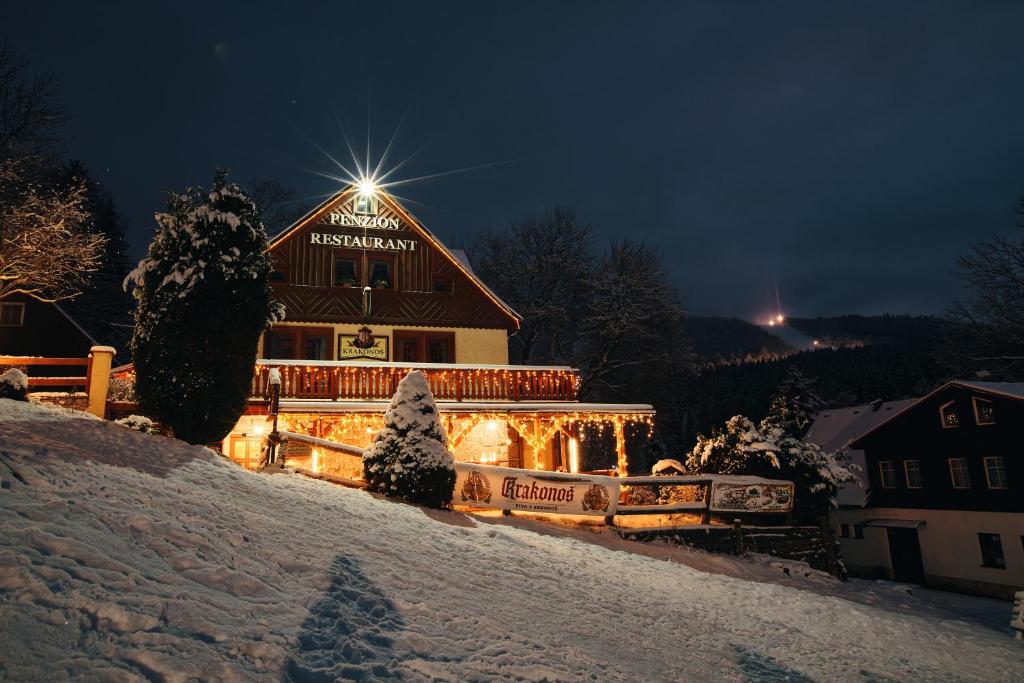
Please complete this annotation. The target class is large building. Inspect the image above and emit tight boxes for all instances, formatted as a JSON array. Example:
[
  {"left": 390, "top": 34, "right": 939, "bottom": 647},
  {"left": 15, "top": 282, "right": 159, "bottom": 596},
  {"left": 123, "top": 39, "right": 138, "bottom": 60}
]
[
  {"left": 810, "top": 382, "right": 1023, "bottom": 599},
  {"left": 225, "top": 184, "right": 654, "bottom": 474}
]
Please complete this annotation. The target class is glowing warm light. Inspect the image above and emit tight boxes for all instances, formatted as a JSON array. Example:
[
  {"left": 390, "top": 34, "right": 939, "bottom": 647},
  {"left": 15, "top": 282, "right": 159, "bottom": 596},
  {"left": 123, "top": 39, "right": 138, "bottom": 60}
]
[
  {"left": 776, "top": 314, "right": 784, "bottom": 323},
  {"left": 812, "top": 339, "right": 820, "bottom": 346},
  {"left": 253, "top": 424, "right": 264, "bottom": 436},
  {"left": 312, "top": 448, "right": 320, "bottom": 473},
  {"left": 357, "top": 179, "right": 376, "bottom": 196},
  {"left": 485, "top": 420, "right": 500, "bottom": 432},
  {"left": 568, "top": 437, "right": 580, "bottom": 474},
  {"left": 768, "top": 320, "right": 775, "bottom": 327}
]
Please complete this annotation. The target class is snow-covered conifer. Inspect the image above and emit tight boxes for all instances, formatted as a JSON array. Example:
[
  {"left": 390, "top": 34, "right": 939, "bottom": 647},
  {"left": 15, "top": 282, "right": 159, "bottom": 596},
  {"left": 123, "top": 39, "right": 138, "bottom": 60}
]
[
  {"left": 363, "top": 370, "right": 456, "bottom": 508},
  {"left": 686, "top": 414, "right": 856, "bottom": 522},
  {"left": 124, "top": 170, "right": 283, "bottom": 444}
]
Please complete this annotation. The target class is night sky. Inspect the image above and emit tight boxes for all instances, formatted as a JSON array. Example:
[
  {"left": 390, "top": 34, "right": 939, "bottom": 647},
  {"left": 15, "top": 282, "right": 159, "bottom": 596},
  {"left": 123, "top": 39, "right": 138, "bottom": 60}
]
[{"left": 5, "top": 1, "right": 1024, "bottom": 319}]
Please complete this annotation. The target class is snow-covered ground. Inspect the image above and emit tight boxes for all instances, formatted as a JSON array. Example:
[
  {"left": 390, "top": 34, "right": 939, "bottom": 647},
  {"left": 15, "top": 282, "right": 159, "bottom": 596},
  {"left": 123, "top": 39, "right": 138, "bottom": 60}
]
[{"left": 1, "top": 399, "right": 1021, "bottom": 681}]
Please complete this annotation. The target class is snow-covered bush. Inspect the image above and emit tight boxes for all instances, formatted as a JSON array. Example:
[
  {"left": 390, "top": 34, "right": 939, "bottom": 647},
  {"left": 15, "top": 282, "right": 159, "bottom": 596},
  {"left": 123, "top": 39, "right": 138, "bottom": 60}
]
[
  {"left": 106, "top": 375, "right": 136, "bottom": 402},
  {"left": 0, "top": 368, "right": 29, "bottom": 401},
  {"left": 115, "top": 414, "right": 155, "bottom": 434},
  {"left": 124, "top": 170, "right": 283, "bottom": 444},
  {"left": 363, "top": 370, "right": 456, "bottom": 508},
  {"left": 686, "top": 415, "right": 856, "bottom": 522}
]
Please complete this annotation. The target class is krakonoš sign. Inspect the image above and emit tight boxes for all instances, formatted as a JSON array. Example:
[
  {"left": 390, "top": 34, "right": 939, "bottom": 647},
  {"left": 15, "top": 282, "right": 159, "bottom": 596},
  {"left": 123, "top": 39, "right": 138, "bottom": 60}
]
[{"left": 454, "top": 463, "right": 620, "bottom": 516}]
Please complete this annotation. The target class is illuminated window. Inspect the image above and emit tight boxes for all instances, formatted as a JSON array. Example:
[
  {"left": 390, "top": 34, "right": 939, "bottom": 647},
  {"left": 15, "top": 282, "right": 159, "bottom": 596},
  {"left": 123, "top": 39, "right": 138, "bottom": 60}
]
[
  {"left": 0, "top": 302, "right": 24, "bottom": 326},
  {"left": 368, "top": 260, "right": 393, "bottom": 289},
  {"left": 334, "top": 259, "right": 358, "bottom": 286},
  {"left": 983, "top": 456, "right": 1007, "bottom": 489},
  {"left": 939, "top": 401, "right": 959, "bottom": 429},
  {"left": 949, "top": 458, "right": 971, "bottom": 489},
  {"left": 353, "top": 193, "right": 377, "bottom": 216},
  {"left": 879, "top": 461, "right": 897, "bottom": 488},
  {"left": 978, "top": 533, "right": 1005, "bottom": 569},
  {"left": 904, "top": 460, "right": 923, "bottom": 489},
  {"left": 266, "top": 332, "right": 294, "bottom": 359},
  {"left": 972, "top": 397, "right": 995, "bottom": 426}
]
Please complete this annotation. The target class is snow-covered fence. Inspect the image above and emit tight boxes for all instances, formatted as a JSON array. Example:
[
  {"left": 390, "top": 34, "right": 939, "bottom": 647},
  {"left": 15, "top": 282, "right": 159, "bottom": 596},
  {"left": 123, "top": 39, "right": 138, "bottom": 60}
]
[
  {"left": 278, "top": 430, "right": 365, "bottom": 486},
  {"left": 454, "top": 463, "right": 795, "bottom": 524},
  {"left": 0, "top": 346, "right": 115, "bottom": 417}
]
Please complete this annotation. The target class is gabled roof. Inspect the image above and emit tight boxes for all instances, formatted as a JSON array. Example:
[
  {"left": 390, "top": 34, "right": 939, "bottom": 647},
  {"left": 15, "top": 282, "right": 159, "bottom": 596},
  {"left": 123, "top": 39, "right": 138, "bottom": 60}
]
[
  {"left": 848, "top": 380, "right": 1024, "bottom": 449},
  {"left": 52, "top": 303, "right": 99, "bottom": 347},
  {"left": 807, "top": 399, "right": 917, "bottom": 507},
  {"left": 267, "top": 185, "right": 521, "bottom": 328}
]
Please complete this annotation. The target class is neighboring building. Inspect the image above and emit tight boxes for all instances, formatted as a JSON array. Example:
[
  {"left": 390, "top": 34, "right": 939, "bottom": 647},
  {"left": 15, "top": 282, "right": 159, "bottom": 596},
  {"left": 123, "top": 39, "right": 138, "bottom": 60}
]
[
  {"left": 224, "top": 184, "right": 655, "bottom": 473},
  {"left": 810, "top": 382, "right": 1024, "bottom": 599},
  {"left": 0, "top": 294, "right": 98, "bottom": 358}
]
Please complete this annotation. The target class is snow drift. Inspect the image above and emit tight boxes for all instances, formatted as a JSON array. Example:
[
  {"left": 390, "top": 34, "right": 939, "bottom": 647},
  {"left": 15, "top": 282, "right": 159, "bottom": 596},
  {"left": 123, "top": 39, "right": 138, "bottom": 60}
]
[{"left": 1, "top": 399, "right": 1021, "bottom": 681}]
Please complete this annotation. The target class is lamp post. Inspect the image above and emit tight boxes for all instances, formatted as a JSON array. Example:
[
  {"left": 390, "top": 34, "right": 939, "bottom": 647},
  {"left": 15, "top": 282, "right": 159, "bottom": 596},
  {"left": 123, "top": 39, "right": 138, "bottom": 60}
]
[{"left": 267, "top": 368, "right": 282, "bottom": 466}]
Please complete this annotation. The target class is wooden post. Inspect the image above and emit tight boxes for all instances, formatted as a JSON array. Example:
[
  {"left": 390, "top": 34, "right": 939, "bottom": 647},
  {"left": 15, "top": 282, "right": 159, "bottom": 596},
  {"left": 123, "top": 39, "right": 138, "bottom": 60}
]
[
  {"left": 85, "top": 346, "right": 115, "bottom": 418},
  {"left": 733, "top": 518, "right": 744, "bottom": 555},
  {"left": 701, "top": 480, "right": 712, "bottom": 525},
  {"left": 819, "top": 515, "right": 844, "bottom": 580},
  {"left": 613, "top": 419, "right": 627, "bottom": 476}
]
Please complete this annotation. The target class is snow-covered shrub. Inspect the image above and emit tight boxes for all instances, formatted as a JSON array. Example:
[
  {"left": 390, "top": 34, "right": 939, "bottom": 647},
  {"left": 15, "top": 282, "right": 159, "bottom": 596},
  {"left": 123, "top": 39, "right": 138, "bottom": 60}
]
[
  {"left": 363, "top": 370, "right": 456, "bottom": 508},
  {"left": 115, "top": 414, "right": 155, "bottom": 434},
  {"left": 107, "top": 375, "right": 136, "bottom": 402},
  {"left": 686, "top": 415, "right": 856, "bottom": 522},
  {"left": 124, "top": 170, "right": 283, "bottom": 444},
  {"left": 0, "top": 368, "right": 29, "bottom": 401}
]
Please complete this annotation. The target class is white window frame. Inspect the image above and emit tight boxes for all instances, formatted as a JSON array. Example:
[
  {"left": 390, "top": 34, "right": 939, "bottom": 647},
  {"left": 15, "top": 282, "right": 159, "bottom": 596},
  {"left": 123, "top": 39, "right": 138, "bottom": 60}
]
[
  {"left": 904, "top": 460, "right": 923, "bottom": 489},
  {"left": 983, "top": 456, "right": 1008, "bottom": 490},
  {"left": 879, "top": 461, "right": 897, "bottom": 489},
  {"left": 972, "top": 397, "right": 995, "bottom": 426},
  {"left": 0, "top": 301, "right": 25, "bottom": 326},
  {"left": 949, "top": 457, "right": 971, "bottom": 489},
  {"left": 939, "top": 400, "right": 959, "bottom": 429}
]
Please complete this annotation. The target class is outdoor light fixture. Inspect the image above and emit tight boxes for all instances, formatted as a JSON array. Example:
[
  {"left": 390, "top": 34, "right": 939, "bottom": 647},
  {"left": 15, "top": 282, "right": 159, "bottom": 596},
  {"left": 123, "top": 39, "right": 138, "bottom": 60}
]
[{"left": 357, "top": 179, "right": 376, "bottom": 196}]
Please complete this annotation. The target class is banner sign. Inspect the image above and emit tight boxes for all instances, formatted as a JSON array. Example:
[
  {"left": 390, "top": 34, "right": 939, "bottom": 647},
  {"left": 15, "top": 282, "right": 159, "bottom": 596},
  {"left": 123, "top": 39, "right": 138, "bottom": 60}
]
[
  {"left": 454, "top": 463, "right": 620, "bottom": 516},
  {"left": 338, "top": 332, "right": 389, "bottom": 361},
  {"left": 709, "top": 482, "right": 794, "bottom": 513}
]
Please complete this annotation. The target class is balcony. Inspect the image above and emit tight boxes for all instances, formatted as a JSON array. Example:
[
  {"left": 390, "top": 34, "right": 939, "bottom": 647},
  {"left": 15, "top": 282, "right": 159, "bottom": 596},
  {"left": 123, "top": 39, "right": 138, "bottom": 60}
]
[{"left": 251, "top": 359, "right": 580, "bottom": 403}]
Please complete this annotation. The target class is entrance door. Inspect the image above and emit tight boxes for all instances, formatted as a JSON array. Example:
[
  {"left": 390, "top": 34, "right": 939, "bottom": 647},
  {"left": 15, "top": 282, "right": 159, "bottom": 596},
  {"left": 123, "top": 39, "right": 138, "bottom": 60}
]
[{"left": 887, "top": 528, "right": 925, "bottom": 584}]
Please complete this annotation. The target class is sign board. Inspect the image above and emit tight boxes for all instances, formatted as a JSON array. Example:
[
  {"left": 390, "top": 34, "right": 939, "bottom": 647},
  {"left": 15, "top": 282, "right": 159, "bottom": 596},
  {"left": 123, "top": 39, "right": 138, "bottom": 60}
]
[
  {"left": 338, "top": 332, "right": 389, "bottom": 361},
  {"left": 454, "top": 462, "right": 620, "bottom": 516},
  {"left": 709, "top": 482, "right": 794, "bottom": 513}
]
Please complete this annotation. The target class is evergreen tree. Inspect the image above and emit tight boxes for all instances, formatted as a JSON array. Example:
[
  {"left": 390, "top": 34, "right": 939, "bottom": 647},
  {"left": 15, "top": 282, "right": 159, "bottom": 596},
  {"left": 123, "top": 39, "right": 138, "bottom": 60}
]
[
  {"left": 125, "top": 170, "right": 283, "bottom": 444},
  {"left": 363, "top": 370, "right": 456, "bottom": 508},
  {"left": 760, "top": 367, "right": 823, "bottom": 437}
]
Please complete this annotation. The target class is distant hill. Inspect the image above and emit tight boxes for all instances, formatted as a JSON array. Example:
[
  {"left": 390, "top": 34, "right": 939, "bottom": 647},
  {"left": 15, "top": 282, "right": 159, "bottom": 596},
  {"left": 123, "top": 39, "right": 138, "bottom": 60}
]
[
  {"left": 665, "top": 314, "right": 952, "bottom": 453},
  {"left": 787, "top": 314, "right": 942, "bottom": 348},
  {"left": 686, "top": 316, "right": 794, "bottom": 366}
]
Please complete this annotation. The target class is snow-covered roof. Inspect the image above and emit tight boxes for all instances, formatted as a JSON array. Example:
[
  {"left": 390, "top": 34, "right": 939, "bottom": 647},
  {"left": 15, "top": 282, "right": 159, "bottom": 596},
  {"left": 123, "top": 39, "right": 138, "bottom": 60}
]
[
  {"left": 848, "top": 380, "right": 1024, "bottom": 449},
  {"left": 806, "top": 399, "right": 917, "bottom": 508}
]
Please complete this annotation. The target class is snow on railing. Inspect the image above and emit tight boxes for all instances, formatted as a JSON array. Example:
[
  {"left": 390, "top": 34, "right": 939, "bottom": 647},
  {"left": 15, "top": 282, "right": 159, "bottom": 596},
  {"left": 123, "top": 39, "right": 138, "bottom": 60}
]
[{"left": 251, "top": 360, "right": 580, "bottom": 403}]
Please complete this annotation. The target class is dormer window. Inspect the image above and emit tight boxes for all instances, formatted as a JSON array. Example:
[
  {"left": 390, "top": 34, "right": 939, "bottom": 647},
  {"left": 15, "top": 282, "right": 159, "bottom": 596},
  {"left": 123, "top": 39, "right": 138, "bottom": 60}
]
[
  {"left": 939, "top": 401, "right": 959, "bottom": 429},
  {"left": 972, "top": 397, "right": 995, "bottom": 426}
]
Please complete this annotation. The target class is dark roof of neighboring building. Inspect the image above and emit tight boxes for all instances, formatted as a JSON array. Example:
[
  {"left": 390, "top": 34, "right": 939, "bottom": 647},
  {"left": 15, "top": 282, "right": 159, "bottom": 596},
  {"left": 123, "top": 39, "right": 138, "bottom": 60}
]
[
  {"left": 806, "top": 399, "right": 917, "bottom": 507},
  {"left": 848, "top": 380, "right": 1024, "bottom": 449}
]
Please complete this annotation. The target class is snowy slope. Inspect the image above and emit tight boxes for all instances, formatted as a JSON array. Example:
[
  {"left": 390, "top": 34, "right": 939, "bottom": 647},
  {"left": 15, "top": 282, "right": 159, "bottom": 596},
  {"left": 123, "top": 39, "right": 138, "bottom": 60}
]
[{"left": 1, "top": 399, "right": 1022, "bottom": 681}]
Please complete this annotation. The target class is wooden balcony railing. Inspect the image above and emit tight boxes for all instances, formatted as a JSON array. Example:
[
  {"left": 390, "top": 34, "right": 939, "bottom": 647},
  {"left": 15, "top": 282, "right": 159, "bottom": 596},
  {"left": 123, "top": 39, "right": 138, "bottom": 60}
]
[{"left": 250, "top": 360, "right": 580, "bottom": 402}]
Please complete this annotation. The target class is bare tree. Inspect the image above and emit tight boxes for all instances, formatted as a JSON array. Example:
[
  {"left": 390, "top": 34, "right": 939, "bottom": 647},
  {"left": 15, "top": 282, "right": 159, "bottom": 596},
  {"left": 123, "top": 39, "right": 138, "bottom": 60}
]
[
  {"left": 470, "top": 207, "right": 592, "bottom": 363},
  {"left": 0, "top": 46, "right": 102, "bottom": 303},
  {"left": 943, "top": 196, "right": 1024, "bottom": 379}
]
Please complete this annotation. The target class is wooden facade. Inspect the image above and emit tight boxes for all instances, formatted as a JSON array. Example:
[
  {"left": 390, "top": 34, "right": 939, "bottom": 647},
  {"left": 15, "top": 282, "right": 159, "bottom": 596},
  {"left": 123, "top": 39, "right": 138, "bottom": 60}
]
[
  {"left": 850, "top": 383, "right": 1022, "bottom": 514},
  {"left": 0, "top": 294, "right": 97, "bottom": 358},
  {"left": 266, "top": 186, "right": 519, "bottom": 331}
]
